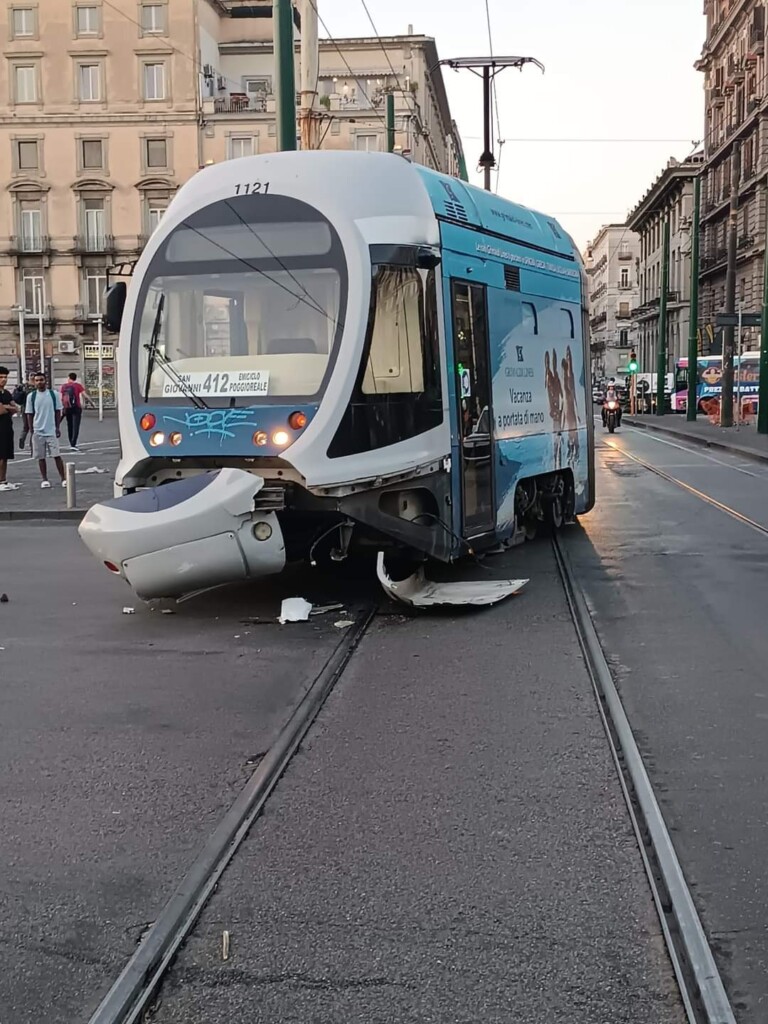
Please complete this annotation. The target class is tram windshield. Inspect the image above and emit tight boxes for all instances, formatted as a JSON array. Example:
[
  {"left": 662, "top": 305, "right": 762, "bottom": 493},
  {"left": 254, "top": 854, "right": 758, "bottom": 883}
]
[{"left": 133, "top": 194, "right": 347, "bottom": 404}]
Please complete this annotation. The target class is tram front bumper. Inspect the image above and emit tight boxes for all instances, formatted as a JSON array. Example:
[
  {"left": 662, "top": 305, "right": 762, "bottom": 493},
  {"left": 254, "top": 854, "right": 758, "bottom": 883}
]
[{"left": 78, "top": 468, "right": 286, "bottom": 600}]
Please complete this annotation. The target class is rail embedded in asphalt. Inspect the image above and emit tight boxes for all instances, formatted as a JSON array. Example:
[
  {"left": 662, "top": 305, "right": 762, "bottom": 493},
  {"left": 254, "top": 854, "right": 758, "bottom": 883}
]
[
  {"left": 553, "top": 534, "right": 736, "bottom": 1024},
  {"left": 86, "top": 607, "right": 375, "bottom": 1024}
]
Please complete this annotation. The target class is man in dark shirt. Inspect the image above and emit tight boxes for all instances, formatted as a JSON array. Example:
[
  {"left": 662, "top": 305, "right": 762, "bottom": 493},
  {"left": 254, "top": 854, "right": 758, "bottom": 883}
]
[{"left": 0, "top": 366, "right": 20, "bottom": 491}]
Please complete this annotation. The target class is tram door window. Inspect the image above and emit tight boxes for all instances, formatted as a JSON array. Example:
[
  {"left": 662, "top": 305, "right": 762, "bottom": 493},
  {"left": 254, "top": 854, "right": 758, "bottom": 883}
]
[{"left": 451, "top": 281, "right": 494, "bottom": 537}]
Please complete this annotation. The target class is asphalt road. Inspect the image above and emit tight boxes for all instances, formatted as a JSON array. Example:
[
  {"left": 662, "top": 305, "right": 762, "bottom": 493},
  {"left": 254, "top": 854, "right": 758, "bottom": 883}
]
[
  {"left": 0, "top": 524, "right": 375, "bottom": 1023},
  {"left": 567, "top": 421, "right": 768, "bottom": 1022},
  {"left": 147, "top": 539, "right": 682, "bottom": 1024}
]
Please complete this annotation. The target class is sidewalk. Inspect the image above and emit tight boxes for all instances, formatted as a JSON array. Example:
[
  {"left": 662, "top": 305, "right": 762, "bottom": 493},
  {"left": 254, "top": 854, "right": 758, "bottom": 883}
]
[
  {"left": 623, "top": 411, "right": 768, "bottom": 464},
  {"left": 0, "top": 411, "right": 118, "bottom": 519}
]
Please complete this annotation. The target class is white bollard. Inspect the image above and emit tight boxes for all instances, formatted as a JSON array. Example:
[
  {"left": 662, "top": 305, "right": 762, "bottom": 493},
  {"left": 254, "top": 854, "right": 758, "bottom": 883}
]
[{"left": 65, "top": 462, "right": 77, "bottom": 509}]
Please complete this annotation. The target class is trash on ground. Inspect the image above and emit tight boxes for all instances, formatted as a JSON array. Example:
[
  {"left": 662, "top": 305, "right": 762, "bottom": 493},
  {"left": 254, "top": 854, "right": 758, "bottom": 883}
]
[
  {"left": 0, "top": 593, "right": 8, "bottom": 603},
  {"left": 310, "top": 602, "right": 345, "bottom": 616},
  {"left": 278, "top": 597, "right": 312, "bottom": 623},
  {"left": 334, "top": 619, "right": 354, "bottom": 629},
  {"left": 222, "top": 930, "right": 230, "bottom": 961},
  {"left": 160, "top": 608, "right": 175, "bottom": 615},
  {"left": 376, "top": 552, "right": 528, "bottom": 609},
  {"left": 77, "top": 466, "right": 107, "bottom": 475},
  {"left": 122, "top": 606, "right": 136, "bottom": 615}
]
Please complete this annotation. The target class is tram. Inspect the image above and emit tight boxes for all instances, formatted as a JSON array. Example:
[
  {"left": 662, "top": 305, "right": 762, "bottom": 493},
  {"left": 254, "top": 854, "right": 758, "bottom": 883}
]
[{"left": 79, "top": 151, "right": 595, "bottom": 600}]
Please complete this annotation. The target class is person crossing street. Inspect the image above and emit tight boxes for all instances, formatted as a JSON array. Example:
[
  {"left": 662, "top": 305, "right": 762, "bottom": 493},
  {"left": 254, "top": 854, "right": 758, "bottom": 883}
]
[{"left": 60, "top": 372, "right": 94, "bottom": 451}]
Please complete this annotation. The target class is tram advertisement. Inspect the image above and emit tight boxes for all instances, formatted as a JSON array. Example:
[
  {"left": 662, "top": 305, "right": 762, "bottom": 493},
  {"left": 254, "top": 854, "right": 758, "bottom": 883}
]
[{"left": 489, "top": 292, "right": 585, "bottom": 463}]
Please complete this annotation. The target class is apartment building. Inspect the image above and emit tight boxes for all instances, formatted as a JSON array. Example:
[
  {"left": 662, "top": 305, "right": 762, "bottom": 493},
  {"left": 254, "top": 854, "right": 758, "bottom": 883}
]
[
  {"left": 584, "top": 224, "right": 641, "bottom": 380},
  {"left": 696, "top": 0, "right": 768, "bottom": 353},
  {"left": 0, "top": 0, "right": 465, "bottom": 384},
  {"left": 627, "top": 155, "right": 702, "bottom": 376}
]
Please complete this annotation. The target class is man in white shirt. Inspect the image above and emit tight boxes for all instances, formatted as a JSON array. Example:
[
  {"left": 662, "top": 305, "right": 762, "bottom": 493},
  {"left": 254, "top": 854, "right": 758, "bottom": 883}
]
[{"left": 25, "top": 373, "right": 66, "bottom": 489}]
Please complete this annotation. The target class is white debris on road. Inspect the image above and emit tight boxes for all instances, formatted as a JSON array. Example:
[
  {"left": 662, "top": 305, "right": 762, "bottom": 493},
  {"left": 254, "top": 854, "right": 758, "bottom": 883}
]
[{"left": 278, "top": 597, "right": 313, "bottom": 624}]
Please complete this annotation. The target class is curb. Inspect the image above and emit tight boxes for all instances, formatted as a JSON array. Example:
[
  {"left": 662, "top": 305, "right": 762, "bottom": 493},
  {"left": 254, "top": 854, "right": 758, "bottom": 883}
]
[
  {"left": 623, "top": 416, "right": 768, "bottom": 467},
  {"left": 0, "top": 509, "right": 85, "bottom": 522}
]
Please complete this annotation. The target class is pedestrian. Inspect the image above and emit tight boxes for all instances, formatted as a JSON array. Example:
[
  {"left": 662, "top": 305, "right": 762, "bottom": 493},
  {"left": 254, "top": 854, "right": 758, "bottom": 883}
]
[
  {"left": 12, "top": 376, "right": 30, "bottom": 449},
  {"left": 25, "top": 372, "right": 66, "bottom": 489},
  {"left": 0, "top": 366, "right": 21, "bottom": 492},
  {"left": 60, "top": 372, "right": 93, "bottom": 450}
]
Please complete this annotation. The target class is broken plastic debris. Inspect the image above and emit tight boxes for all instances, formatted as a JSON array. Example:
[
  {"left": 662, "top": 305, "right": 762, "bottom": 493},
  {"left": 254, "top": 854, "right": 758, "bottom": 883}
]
[
  {"left": 376, "top": 552, "right": 528, "bottom": 608},
  {"left": 160, "top": 608, "right": 175, "bottom": 615},
  {"left": 334, "top": 619, "right": 354, "bottom": 629},
  {"left": 310, "top": 602, "right": 345, "bottom": 616},
  {"left": 122, "top": 606, "right": 136, "bottom": 615},
  {"left": 278, "top": 597, "right": 313, "bottom": 624},
  {"left": 222, "top": 930, "right": 230, "bottom": 961},
  {"left": 76, "top": 466, "right": 107, "bottom": 475}
]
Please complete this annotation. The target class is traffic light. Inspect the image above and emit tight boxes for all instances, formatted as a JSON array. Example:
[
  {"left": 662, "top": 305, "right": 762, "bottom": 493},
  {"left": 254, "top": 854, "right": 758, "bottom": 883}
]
[{"left": 628, "top": 350, "right": 638, "bottom": 373}]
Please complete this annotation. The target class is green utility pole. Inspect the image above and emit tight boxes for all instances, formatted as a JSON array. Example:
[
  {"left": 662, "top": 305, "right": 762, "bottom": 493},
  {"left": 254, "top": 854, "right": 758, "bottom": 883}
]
[
  {"left": 721, "top": 141, "right": 740, "bottom": 427},
  {"left": 758, "top": 207, "right": 768, "bottom": 434},
  {"left": 656, "top": 217, "right": 670, "bottom": 416},
  {"left": 386, "top": 93, "right": 395, "bottom": 153},
  {"left": 687, "top": 175, "right": 701, "bottom": 421},
  {"left": 274, "top": 0, "right": 297, "bottom": 152}
]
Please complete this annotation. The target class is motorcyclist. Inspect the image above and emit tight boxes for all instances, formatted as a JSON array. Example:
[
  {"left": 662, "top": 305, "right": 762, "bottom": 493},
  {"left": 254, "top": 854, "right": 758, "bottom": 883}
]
[{"left": 601, "top": 378, "right": 622, "bottom": 427}]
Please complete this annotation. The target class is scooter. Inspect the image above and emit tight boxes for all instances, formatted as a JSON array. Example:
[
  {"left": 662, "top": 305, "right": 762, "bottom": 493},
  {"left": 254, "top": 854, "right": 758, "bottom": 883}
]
[{"left": 604, "top": 399, "right": 620, "bottom": 433}]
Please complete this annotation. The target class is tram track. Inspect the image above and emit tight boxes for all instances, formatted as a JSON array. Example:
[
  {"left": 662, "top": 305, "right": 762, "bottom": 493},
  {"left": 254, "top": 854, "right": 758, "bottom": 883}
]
[
  {"left": 85, "top": 606, "right": 375, "bottom": 1024},
  {"left": 554, "top": 532, "right": 736, "bottom": 1024}
]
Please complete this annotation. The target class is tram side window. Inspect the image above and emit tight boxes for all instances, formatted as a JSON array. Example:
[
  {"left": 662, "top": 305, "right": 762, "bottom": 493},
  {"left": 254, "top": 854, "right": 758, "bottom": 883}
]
[
  {"left": 522, "top": 301, "right": 538, "bottom": 335},
  {"left": 561, "top": 307, "right": 575, "bottom": 339},
  {"left": 328, "top": 266, "right": 442, "bottom": 457}
]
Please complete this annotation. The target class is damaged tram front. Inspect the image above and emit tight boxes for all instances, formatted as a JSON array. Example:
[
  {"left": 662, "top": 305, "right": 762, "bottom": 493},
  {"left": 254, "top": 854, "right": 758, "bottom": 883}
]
[{"left": 79, "top": 151, "right": 594, "bottom": 602}]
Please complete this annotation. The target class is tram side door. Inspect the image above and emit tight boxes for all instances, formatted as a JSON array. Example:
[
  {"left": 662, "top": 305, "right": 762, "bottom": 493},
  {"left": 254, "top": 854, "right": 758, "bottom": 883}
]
[{"left": 451, "top": 280, "right": 494, "bottom": 538}]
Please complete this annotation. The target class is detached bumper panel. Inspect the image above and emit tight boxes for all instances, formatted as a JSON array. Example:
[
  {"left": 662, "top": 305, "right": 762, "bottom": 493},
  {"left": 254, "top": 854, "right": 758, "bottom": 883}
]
[{"left": 79, "top": 468, "right": 286, "bottom": 599}]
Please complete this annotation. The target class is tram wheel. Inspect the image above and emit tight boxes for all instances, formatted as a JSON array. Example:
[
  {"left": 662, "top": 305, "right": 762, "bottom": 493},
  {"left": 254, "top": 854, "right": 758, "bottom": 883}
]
[{"left": 542, "top": 494, "right": 564, "bottom": 534}]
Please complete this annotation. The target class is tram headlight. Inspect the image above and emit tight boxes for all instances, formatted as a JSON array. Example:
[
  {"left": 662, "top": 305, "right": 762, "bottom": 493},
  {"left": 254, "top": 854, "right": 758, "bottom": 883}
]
[
  {"left": 253, "top": 431, "right": 268, "bottom": 446},
  {"left": 140, "top": 413, "right": 156, "bottom": 431},
  {"left": 149, "top": 431, "right": 165, "bottom": 446},
  {"left": 252, "top": 521, "right": 273, "bottom": 541},
  {"left": 288, "top": 411, "right": 307, "bottom": 430},
  {"left": 169, "top": 431, "right": 183, "bottom": 446},
  {"left": 272, "top": 429, "right": 290, "bottom": 446}
]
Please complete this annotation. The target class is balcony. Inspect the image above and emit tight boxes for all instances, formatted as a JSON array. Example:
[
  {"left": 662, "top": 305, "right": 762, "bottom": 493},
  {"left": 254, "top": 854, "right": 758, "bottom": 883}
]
[
  {"left": 750, "top": 25, "right": 765, "bottom": 56},
  {"left": 617, "top": 249, "right": 633, "bottom": 261},
  {"left": 728, "top": 55, "right": 746, "bottom": 82},
  {"left": 738, "top": 234, "right": 755, "bottom": 250},
  {"left": 590, "top": 311, "right": 607, "bottom": 329},
  {"left": 73, "top": 233, "right": 115, "bottom": 254},
  {"left": 212, "top": 93, "right": 270, "bottom": 114},
  {"left": 710, "top": 86, "right": 725, "bottom": 107},
  {"left": 8, "top": 234, "right": 51, "bottom": 255}
]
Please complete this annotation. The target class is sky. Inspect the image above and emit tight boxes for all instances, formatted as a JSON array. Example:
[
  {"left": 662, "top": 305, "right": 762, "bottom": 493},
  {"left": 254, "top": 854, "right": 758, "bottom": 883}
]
[{"left": 319, "top": 0, "right": 706, "bottom": 251}]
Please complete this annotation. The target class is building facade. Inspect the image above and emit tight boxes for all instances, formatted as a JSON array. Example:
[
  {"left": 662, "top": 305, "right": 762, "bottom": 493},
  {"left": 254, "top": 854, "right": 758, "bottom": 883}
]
[
  {"left": 696, "top": 0, "right": 768, "bottom": 354},
  {"left": 627, "top": 156, "right": 702, "bottom": 376},
  {"left": 584, "top": 224, "right": 641, "bottom": 381},
  {"left": 0, "top": 0, "right": 465, "bottom": 381}
]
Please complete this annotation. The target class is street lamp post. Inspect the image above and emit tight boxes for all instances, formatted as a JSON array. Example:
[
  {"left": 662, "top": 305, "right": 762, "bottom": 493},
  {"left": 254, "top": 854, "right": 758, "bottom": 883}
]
[
  {"left": 95, "top": 314, "right": 104, "bottom": 422},
  {"left": 34, "top": 281, "right": 45, "bottom": 377},
  {"left": 11, "top": 304, "right": 26, "bottom": 384}
]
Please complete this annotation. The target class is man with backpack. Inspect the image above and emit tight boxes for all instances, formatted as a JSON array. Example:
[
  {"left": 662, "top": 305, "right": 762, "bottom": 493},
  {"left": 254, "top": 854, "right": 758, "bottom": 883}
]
[
  {"left": 0, "top": 366, "right": 21, "bottom": 492},
  {"left": 60, "top": 372, "right": 93, "bottom": 450},
  {"left": 25, "top": 373, "right": 66, "bottom": 489}
]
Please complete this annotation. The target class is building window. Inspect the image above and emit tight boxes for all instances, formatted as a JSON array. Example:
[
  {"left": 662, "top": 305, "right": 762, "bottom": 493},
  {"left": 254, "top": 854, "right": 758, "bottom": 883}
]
[
  {"left": 144, "top": 137, "right": 168, "bottom": 168},
  {"left": 619, "top": 329, "right": 629, "bottom": 346},
  {"left": 75, "top": 5, "right": 99, "bottom": 35},
  {"left": 84, "top": 269, "right": 107, "bottom": 315},
  {"left": 81, "top": 138, "right": 104, "bottom": 170},
  {"left": 16, "top": 139, "right": 39, "bottom": 171},
  {"left": 619, "top": 302, "right": 630, "bottom": 318},
  {"left": 228, "top": 136, "right": 255, "bottom": 159},
  {"left": 12, "top": 8, "right": 36, "bottom": 38},
  {"left": 14, "top": 65, "right": 38, "bottom": 104},
  {"left": 78, "top": 64, "right": 101, "bottom": 102},
  {"left": 147, "top": 201, "right": 167, "bottom": 235},
  {"left": 21, "top": 269, "right": 45, "bottom": 314},
  {"left": 141, "top": 3, "right": 165, "bottom": 33},
  {"left": 19, "top": 204, "right": 42, "bottom": 252},
  {"left": 355, "top": 134, "right": 379, "bottom": 152},
  {"left": 620, "top": 267, "right": 629, "bottom": 288},
  {"left": 143, "top": 62, "right": 166, "bottom": 100},
  {"left": 83, "top": 197, "right": 106, "bottom": 250}
]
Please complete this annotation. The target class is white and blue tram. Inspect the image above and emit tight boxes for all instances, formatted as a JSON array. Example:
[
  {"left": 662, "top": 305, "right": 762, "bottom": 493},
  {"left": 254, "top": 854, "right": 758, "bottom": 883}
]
[{"left": 80, "top": 151, "right": 595, "bottom": 599}]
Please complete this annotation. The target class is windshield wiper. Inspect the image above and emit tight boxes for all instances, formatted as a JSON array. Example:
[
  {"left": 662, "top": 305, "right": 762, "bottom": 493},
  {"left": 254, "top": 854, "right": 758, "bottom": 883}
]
[{"left": 142, "top": 293, "right": 208, "bottom": 409}]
